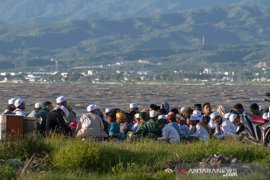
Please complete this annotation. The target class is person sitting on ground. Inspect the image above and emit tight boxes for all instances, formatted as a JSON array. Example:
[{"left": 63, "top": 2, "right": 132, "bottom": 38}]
[
  {"left": 229, "top": 113, "right": 244, "bottom": 135},
  {"left": 167, "top": 111, "right": 181, "bottom": 136},
  {"left": 132, "top": 112, "right": 162, "bottom": 139},
  {"left": 202, "top": 103, "right": 212, "bottom": 125},
  {"left": 130, "top": 113, "right": 140, "bottom": 132},
  {"left": 157, "top": 118, "right": 180, "bottom": 144},
  {"left": 36, "top": 101, "right": 53, "bottom": 135},
  {"left": 180, "top": 107, "right": 193, "bottom": 126},
  {"left": 107, "top": 111, "right": 120, "bottom": 138},
  {"left": 129, "top": 103, "right": 139, "bottom": 119},
  {"left": 211, "top": 112, "right": 235, "bottom": 140},
  {"left": 249, "top": 103, "right": 267, "bottom": 124},
  {"left": 188, "top": 114, "right": 210, "bottom": 141},
  {"left": 13, "top": 98, "right": 26, "bottom": 117},
  {"left": 46, "top": 96, "right": 71, "bottom": 135},
  {"left": 116, "top": 112, "right": 129, "bottom": 139},
  {"left": 76, "top": 104, "right": 108, "bottom": 139},
  {"left": 27, "top": 102, "right": 43, "bottom": 118},
  {"left": 176, "top": 114, "right": 189, "bottom": 137},
  {"left": 2, "top": 98, "right": 16, "bottom": 115}
]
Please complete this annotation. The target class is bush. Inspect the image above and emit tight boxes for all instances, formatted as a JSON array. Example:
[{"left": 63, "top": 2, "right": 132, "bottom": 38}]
[
  {"left": 0, "top": 134, "right": 52, "bottom": 160},
  {"left": 0, "top": 165, "right": 17, "bottom": 180},
  {"left": 52, "top": 141, "right": 121, "bottom": 172}
]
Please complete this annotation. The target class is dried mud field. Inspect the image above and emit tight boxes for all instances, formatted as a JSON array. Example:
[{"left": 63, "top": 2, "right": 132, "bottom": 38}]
[{"left": 0, "top": 83, "right": 269, "bottom": 116}]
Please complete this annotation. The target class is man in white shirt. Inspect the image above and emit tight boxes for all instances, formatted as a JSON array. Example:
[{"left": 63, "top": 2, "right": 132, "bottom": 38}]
[
  {"left": 210, "top": 112, "right": 235, "bottom": 139},
  {"left": 13, "top": 98, "right": 26, "bottom": 117},
  {"left": 157, "top": 118, "right": 180, "bottom": 144},
  {"left": 189, "top": 114, "right": 210, "bottom": 141}
]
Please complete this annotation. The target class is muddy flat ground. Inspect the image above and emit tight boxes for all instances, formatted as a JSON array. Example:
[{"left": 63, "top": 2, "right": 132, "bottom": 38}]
[{"left": 0, "top": 83, "right": 269, "bottom": 116}]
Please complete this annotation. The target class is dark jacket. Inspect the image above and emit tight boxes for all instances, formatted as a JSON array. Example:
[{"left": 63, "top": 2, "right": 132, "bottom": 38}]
[{"left": 46, "top": 108, "right": 71, "bottom": 135}]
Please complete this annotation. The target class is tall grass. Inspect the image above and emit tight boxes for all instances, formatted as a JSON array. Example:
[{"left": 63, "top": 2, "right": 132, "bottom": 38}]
[{"left": 0, "top": 135, "right": 269, "bottom": 179}]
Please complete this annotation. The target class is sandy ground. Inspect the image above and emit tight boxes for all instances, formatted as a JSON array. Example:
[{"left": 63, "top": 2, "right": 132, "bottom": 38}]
[{"left": 0, "top": 83, "right": 269, "bottom": 117}]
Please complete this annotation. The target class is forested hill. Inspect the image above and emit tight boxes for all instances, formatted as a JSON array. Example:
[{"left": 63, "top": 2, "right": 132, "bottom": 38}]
[{"left": 0, "top": 1, "right": 270, "bottom": 70}]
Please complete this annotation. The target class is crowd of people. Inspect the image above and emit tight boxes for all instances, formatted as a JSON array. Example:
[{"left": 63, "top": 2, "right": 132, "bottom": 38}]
[{"left": 2, "top": 96, "right": 270, "bottom": 143}]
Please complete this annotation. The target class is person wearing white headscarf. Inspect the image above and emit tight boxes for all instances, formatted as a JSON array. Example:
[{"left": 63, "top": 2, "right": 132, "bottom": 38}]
[
  {"left": 46, "top": 96, "right": 71, "bottom": 134},
  {"left": 210, "top": 112, "right": 236, "bottom": 139},
  {"left": 76, "top": 104, "right": 108, "bottom": 139},
  {"left": 188, "top": 114, "right": 209, "bottom": 141},
  {"left": 2, "top": 98, "right": 16, "bottom": 115},
  {"left": 13, "top": 98, "right": 26, "bottom": 117}
]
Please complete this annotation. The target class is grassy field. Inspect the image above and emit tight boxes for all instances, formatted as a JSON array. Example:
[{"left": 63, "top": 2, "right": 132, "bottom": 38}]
[{"left": 0, "top": 135, "right": 270, "bottom": 179}]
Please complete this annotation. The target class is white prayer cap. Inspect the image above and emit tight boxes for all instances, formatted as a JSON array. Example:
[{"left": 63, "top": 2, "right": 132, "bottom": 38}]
[
  {"left": 149, "top": 110, "right": 158, "bottom": 118},
  {"left": 190, "top": 114, "right": 200, "bottom": 121},
  {"left": 105, "top": 108, "right": 112, "bottom": 113},
  {"left": 210, "top": 112, "right": 221, "bottom": 119},
  {"left": 56, "top": 96, "right": 67, "bottom": 103},
  {"left": 193, "top": 110, "right": 202, "bottom": 116},
  {"left": 130, "top": 103, "right": 138, "bottom": 109},
  {"left": 193, "top": 110, "right": 203, "bottom": 122},
  {"left": 158, "top": 115, "right": 166, "bottom": 120},
  {"left": 35, "top": 102, "right": 43, "bottom": 109},
  {"left": 14, "top": 98, "right": 24, "bottom": 107},
  {"left": 229, "top": 114, "right": 238, "bottom": 123},
  {"left": 87, "top": 104, "right": 99, "bottom": 112},
  {"left": 8, "top": 98, "right": 16, "bottom": 105},
  {"left": 134, "top": 113, "right": 140, "bottom": 119},
  {"left": 224, "top": 113, "right": 231, "bottom": 119}
]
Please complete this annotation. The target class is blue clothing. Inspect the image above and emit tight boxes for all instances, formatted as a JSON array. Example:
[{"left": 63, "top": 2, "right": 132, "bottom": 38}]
[
  {"left": 109, "top": 122, "right": 120, "bottom": 137},
  {"left": 169, "top": 122, "right": 181, "bottom": 136}
]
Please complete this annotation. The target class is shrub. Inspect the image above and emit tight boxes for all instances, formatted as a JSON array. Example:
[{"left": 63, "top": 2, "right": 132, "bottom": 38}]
[{"left": 0, "top": 165, "right": 17, "bottom": 180}]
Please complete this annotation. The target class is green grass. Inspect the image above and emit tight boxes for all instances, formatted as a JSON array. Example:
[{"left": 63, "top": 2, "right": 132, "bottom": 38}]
[{"left": 0, "top": 135, "right": 269, "bottom": 179}]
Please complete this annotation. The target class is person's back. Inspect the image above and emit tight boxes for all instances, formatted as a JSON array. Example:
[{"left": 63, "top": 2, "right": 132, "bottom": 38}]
[
  {"left": 46, "top": 108, "right": 71, "bottom": 135},
  {"left": 135, "top": 120, "right": 161, "bottom": 138},
  {"left": 158, "top": 124, "right": 180, "bottom": 144},
  {"left": 76, "top": 111, "right": 108, "bottom": 138}
]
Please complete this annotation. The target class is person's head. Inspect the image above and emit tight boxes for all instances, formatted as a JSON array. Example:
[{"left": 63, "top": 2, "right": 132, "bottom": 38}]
[
  {"left": 56, "top": 96, "right": 68, "bottom": 107},
  {"left": 134, "top": 113, "right": 140, "bottom": 123},
  {"left": 171, "top": 108, "right": 179, "bottom": 115},
  {"left": 250, "top": 103, "right": 260, "bottom": 115},
  {"left": 43, "top": 101, "right": 53, "bottom": 111},
  {"left": 190, "top": 114, "right": 200, "bottom": 126},
  {"left": 194, "top": 104, "right": 202, "bottom": 111},
  {"left": 176, "top": 114, "right": 186, "bottom": 125},
  {"left": 8, "top": 98, "right": 16, "bottom": 111},
  {"left": 107, "top": 111, "right": 116, "bottom": 124},
  {"left": 216, "top": 105, "right": 226, "bottom": 118},
  {"left": 233, "top": 103, "right": 244, "bottom": 114},
  {"left": 139, "top": 111, "right": 148, "bottom": 122},
  {"left": 34, "top": 102, "right": 43, "bottom": 112},
  {"left": 105, "top": 108, "right": 112, "bottom": 117},
  {"left": 87, "top": 104, "right": 99, "bottom": 114},
  {"left": 159, "top": 108, "right": 167, "bottom": 115},
  {"left": 161, "top": 101, "right": 170, "bottom": 113},
  {"left": 149, "top": 110, "right": 158, "bottom": 120},
  {"left": 116, "top": 112, "right": 126, "bottom": 124},
  {"left": 157, "top": 118, "right": 167, "bottom": 129},
  {"left": 14, "top": 98, "right": 25, "bottom": 110},
  {"left": 229, "top": 113, "right": 241, "bottom": 125},
  {"left": 203, "top": 103, "right": 212, "bottom": 116},
  {"left": 149, "top": 104, "right": 159, "bottom": 111},
  {"left": 210, "top": 112, "right": 222, "bottom": 125},
  {"left": 167, "top": 112, "right": 175, "bottom": 122},
  {"left": 129, "top": 103, "right": 139, "bottom": 112},
  {"left": 181, "top": 107, "right": 193, "bottom": 119}
]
